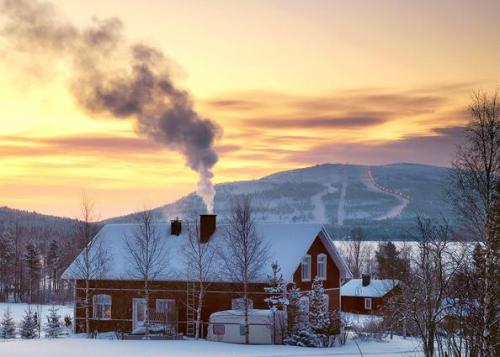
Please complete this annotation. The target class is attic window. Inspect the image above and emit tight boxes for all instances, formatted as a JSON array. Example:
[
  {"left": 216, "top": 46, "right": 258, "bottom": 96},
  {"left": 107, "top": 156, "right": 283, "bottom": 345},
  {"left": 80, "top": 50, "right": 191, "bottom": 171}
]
[
  {"left": 301, "top": 255, "right": 311, "bottom": 282},
  {"left": 317, "top": 254, "right": 327, "bottom": 280}
]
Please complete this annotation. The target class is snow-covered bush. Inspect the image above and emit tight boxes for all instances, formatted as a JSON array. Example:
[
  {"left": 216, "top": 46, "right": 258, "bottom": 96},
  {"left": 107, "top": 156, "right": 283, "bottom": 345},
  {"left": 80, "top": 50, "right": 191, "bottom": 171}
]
[
  {"left": 284, "top": 329, "right": 318, "bottom": 347},
  {"left": 308, "top": 277, "right": 330, "bottom": 346},
  {"left": 352, "top": 317, "right": 386, "bottom": 341},
  {"left": 45, "top": 305, "right": 62, "bottom": 338},
  {"left": 0, "top": 308, "right": 16, "bottom": 339},
  {"left": 20, "top": 308, "right": 38, "bottom": 339}
]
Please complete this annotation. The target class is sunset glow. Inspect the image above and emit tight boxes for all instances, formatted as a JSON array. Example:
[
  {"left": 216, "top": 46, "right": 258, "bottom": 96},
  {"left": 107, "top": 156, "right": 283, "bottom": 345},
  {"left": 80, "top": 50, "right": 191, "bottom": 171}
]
[{"left": 1, "top": 0, "right": 499, "bottom": 218}]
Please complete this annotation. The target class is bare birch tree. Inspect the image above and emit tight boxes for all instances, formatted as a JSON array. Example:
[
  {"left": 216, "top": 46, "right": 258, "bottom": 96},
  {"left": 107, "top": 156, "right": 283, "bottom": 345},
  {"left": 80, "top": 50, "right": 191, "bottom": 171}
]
[
  {"left": 395, "top": 218, "right": 468, "bottom": 357},
  {"left": 69, "top": 195, "right": 108, "bottom": 337},
  {"left": 219, "top": 196, "right": 270, "bottom": 344},
  {"left": 125, "top": 209, "right": 168, "bottom": 337},
  {"left": 183, "top": 216, "right": 218, "bottom": 339},
  {"left": 339, "top": 227, "right": 369, "bottom": 278},
  {"left": 450, "top": 90, "right": 499, "bottom": 356}
]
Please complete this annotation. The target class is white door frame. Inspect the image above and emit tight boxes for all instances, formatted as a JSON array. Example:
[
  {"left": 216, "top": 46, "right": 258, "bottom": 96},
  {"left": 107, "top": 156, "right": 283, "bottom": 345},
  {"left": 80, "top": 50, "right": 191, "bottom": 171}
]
[{"left": 132, "top": 298, "right": 146, "bottom": 332}]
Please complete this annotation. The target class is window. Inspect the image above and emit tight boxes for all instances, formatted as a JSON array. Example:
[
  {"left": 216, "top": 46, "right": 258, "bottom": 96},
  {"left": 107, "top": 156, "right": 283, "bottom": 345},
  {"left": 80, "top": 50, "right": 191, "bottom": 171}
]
[
  {"left": 232, "top": 298, "right": 253, "bottom": 310},
  {"left": 213, "top": 323, "right": 225, "bottom": 336},
  {"left": 239, "top": 324, "right": 247, "bottom": 336},
  {"left": 156, "top": 299, "right": 175, "bottom": 314},
  {"left": 364, "top": 298, "right": 372, "bottom": 310},
  {"left": 301, "top": 255, "right": 311, "bottom": 281},
  {"left": 93, "top": 294, "right": 111, "bottom": 320},
  {"left": 317, "top": 254, "right": 327, "bottom": 280}
]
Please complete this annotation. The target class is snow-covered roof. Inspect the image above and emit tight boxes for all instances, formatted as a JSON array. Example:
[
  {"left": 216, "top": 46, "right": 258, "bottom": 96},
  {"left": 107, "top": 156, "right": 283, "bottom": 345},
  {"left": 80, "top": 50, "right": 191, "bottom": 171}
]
[
  {"left": 62, "top": 222, "right": 351, "bottom": 282},
  {"left": 210, "top": 309, "right": 273, "bottom": 318},
  {"left": 341, "top": 279, "right": 398, "bottom": 298}
]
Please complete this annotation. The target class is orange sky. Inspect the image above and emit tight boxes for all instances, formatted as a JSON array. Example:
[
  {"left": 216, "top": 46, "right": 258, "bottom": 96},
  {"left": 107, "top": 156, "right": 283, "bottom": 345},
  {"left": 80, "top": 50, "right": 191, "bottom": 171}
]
[{"left": 0, "top": 0, "right": 499, "bottom": 218}]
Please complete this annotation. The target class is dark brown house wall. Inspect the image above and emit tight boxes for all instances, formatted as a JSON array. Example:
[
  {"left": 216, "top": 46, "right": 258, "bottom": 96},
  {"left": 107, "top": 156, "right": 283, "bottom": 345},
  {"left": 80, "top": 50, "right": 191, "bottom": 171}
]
[
  {"left": 341, "top": 295, "right": 385, "bottom": 315},
  {"left": 74, "top": 280, "right": 270, "bottom": 334},
  {"left": 293, "top": 235, "right": 341, "bottom": 312}
]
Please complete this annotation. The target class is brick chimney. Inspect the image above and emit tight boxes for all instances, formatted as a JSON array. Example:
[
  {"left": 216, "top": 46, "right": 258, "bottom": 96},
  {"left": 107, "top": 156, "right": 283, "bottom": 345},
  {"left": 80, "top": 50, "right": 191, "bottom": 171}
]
[
  {"left": 362, "top": 274, "right": 371, "bottom": 287},
  {"left": 170, "top": 218, "right": 182, "bottom": 236},
  {"left": 200, "top": 214, "right": 216, "bottom": 243}
]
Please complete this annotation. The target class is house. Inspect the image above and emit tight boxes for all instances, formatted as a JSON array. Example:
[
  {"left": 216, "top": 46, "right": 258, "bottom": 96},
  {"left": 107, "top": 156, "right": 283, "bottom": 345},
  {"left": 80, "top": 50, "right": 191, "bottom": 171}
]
[
  {"left": 340, "top": 275, "right": 398, "bottom": 315},
  {"left": 62, "top": 214, "right": 351, "bottom": 336}
]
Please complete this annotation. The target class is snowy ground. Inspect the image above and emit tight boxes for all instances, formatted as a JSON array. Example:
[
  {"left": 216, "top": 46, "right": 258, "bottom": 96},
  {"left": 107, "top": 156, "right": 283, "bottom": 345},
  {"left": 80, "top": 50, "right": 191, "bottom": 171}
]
[
  {"left": 0, "top": 336, "right": 423, "bottom": 357},
  {"left": 0, "top": 303, "right": 423, "bottom": 356}
]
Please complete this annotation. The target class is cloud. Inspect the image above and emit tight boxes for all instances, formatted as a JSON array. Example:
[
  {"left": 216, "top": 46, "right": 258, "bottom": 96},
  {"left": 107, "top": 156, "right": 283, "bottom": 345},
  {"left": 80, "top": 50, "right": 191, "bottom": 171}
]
[
  {"left": 0, "top": 134, "right": 166, "bottom": 159},
  {"left": 287, "top": 126, "right": 466, "bottom": 167},
  {"left": 243, "top": 115, "right": 386, "bottom": 129}
]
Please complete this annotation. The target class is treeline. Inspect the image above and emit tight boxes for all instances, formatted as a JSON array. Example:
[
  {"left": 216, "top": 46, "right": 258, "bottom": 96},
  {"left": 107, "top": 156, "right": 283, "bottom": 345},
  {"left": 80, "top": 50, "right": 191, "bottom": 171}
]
[{"left": 0, "top": 220, "right": 99, "bottom": 304}]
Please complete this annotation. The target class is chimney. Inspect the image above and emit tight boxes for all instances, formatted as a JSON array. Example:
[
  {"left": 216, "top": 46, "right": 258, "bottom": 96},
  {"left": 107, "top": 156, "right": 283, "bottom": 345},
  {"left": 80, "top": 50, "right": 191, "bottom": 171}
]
[
  {"left": 200, "top": 214, "right": 216, "bottom": 243},
  {"left": 171, "top": 218, "right": 182, "bottom": 236},
  {"left": 362, "top": 274, "right": 371, "bottom": 287}
]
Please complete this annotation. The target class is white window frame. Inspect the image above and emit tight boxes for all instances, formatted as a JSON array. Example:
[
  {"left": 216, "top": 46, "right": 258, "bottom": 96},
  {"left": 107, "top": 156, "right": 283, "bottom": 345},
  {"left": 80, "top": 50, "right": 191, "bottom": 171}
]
[
  {"left": 301, "top": 254, "right": 311, "bottom": 282},
  {"left": 317, "top": 253, "right": 327, "bottom": 280},
  {"left": 93, "top": 294, "right": 112, "bottom": 320},
  {"left": 156, "top": 299, "right": 175, "bottom": 313},
  {"left": 364, "top": 297, "right": 372, "bottom": 310}
]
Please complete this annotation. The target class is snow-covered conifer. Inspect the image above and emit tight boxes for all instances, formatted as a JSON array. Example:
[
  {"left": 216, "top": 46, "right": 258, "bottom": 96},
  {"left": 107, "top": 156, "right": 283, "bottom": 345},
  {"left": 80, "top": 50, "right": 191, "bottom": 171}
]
[
  {"left": 264, "top": 261, "right": 288, "bottom": 309},
  {"left": 20, "top": 308, "right": 38, "bottom": 339},
  {"left": 44, "top": 305, "right": 62, "bottom": 338},
  {"left": 308, "top": 277, "right": 330, "bottom": 345},
  {"left": 0, "top": 308, "right": 16, "bottom": 339}
]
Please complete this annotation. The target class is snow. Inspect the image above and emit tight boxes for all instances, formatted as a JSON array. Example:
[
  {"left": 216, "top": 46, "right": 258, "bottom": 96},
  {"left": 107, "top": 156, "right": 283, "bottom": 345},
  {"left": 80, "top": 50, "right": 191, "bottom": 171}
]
[
  {"left": 211, "top": 309, "right": 273, "bottom": 318},
  {"left": 337, "top": 168, "right": 348, "bottom": 225},
  {"left": 0, "top": 334, "right": 423, "bottom": 356},
  {"left": 310, "top": 183, "right": 336, "bottom": 223},
  {"left": 63, "top": 222, "right": 351, "bottom": 282},
  {"left": 363, "top": 167, "right": 409, "bottom": 220},
  {"left": 342, "top": 312, "right": 384, "bottom": 328},
  {"left": 341, "top": 279, "right": 398, "bottom": 298},
  {"left": 0, "top": 303, "right": 421, "bottom": 356}
]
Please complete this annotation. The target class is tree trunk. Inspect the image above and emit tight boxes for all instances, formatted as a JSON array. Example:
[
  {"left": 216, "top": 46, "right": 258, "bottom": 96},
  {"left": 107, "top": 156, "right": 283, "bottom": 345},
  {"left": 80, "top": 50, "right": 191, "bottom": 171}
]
[
  {"left": 85, "top": 278, "right": 90, "bottom": 337},
  {"left": 195, "top": 284, "right": 203, "bottom": 339},
  {"left": 244, "top": 281, "right": 249, "bottom": 344},
  {"left": 144, "top": 280, "right": 150, "bottom": 338},
  {"left": 483, "top": 223, "right": 495, "bottom": 357}
]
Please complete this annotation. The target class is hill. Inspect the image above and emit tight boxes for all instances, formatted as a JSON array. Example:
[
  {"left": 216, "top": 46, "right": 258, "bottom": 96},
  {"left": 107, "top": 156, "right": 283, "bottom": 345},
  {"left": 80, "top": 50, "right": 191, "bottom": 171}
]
[{"left": 107, "top": 163, "right": 454, "bottom": 240}]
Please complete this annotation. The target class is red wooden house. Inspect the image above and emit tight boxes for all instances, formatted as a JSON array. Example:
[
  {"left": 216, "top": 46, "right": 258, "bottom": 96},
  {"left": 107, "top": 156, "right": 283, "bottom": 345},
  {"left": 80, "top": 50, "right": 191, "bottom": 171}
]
[
  {"left": 62, "top": 215, "right": 351, "bottom": 336},
  {"left": 340, "top": 275, "right": 399, "bottom": 315}
]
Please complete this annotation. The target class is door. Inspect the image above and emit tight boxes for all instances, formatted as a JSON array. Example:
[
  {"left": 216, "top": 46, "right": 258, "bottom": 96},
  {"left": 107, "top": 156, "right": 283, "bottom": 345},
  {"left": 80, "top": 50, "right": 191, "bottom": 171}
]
[{"left": 132, "top": 298, "right": 146, "bottom": 333}]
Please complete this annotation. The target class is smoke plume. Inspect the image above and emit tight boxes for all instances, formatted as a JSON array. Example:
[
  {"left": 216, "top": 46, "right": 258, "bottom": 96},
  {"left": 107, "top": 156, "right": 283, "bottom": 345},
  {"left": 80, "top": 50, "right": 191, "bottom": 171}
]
[{"left": 1, "top": 0, "right": 220, "bottom": 212}]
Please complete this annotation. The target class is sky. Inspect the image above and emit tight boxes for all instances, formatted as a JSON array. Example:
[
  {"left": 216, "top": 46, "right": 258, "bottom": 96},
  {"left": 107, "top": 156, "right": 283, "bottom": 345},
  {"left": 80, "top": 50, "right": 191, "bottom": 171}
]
[{"left": 0, "top": 0, "right": 499, "bottom": 218}]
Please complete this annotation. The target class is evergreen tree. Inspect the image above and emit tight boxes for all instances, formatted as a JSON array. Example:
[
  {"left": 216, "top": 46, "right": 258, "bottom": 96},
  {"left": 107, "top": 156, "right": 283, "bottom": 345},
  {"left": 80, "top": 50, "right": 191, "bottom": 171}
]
[
  {"left": 0, "top": 308, "right": 16, "bottom": 339},
  {"left": 264, "top": 262, "right": 288, "bottom": 343},
  {"left": 375, "top": 241, "right": 407, "bottom": 279},
  {"left": 264, "top": 261, "right": 287, "bottom": 309},
  {"left": 20, "top": 308, "right": 38, "bottom": 339},
  {"left": 46, "top": 240, "right": 60, "bottom": 295},
  {"left": 44, "top": 306, "right": 62, "bottom": 338},
  {"left": 0, "top": 232, "right": 14, "bottom": 300},
  {"left": 286, "top": 283, "right": 301, "bottom": 334},
  {"left": 308, "top": 277, "right": 330, "bottom": 344},
  {"left": 24, "top": 242, "right": 41, "bottom": 303}
]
